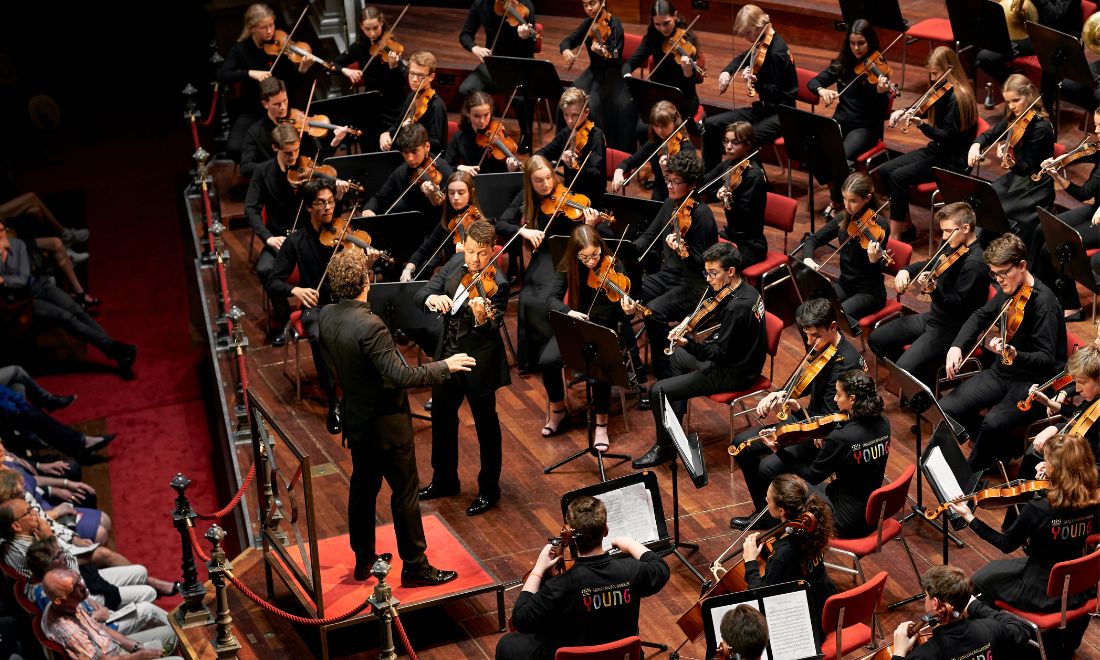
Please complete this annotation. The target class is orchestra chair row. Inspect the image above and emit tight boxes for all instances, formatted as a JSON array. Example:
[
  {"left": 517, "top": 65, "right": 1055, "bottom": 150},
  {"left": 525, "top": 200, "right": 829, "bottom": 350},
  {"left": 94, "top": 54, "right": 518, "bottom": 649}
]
[
  {"left": 554, "top": 635, "right": 641, "bottom": 660},
  {"left": 821, "top": 570, "right": 889, "bottom": 660}
]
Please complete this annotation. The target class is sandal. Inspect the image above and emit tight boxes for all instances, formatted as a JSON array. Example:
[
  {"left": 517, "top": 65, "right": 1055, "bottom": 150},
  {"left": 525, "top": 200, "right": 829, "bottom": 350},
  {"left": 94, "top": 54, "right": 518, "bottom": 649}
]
[
  {"left": 593, "top": 423, "right": 610, "bottom": 453},
  {"left": 542, "top": 407, "right": 569, "bottom": 437}
]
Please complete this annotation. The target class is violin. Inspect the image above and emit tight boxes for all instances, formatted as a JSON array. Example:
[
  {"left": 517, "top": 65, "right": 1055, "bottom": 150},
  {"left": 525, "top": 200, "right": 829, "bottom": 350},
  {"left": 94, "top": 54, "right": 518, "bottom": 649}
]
[
  {"left": 408, "top": 87, "right": 436, "bottom": 126},
  {"left": 1001, "top": 108, "right": 1037, "bottom": 169},
  {"left": 494, "top": 0, "right": 539, "bottom": 40},
  {"left": 369, "top": 29, "right": 404, "bottom": 61},
  {"left": 287, "top": 156, "right": 364, "bottom": 192},
  {"left": 264, "top": 30, "right": 338, "bottom": 72},
  {"left": 728, "top": 413, "right": 848, "bottom": 457},
  {"left": 917, "top": 242, "right": 967, "bottom": 300},
  {"left": 665, "top": 282, "right": 736, "bottom": 355},
  {"left": 412, "top": 160, "right": 446, "bottom": 204},
  {"left": 661, "top": 128, "right": 690, "bottom": 159},
  {"left": 669, "top": 196, "right": 695, "bottom": 260},
  {"left": 460, "top": 264, "right": 499, "bottom": 322},
  {"left": 285, "top": 108, "right": 362, "bottom": 139},
  {"left": 746, "top": 26, "right": 774, "bottom": 97},
  {"left": 1032, "top": 135, "right": 1100, "bottom": 181},
  {"left": 587, "top": 255, "right": 651, "bottom": 317},
  {"left": 923, "top": 479, "right": 1050, "bottom": 520},
  {"left": 676, "top": 511, "right": 817, "bottom": 641},
  {"left": 843, "top": 205, "right": 894, "bottom": 266},
  {"left": 540, "top": 184, "right": 615, "bottom": 225},
  {"left": 858, "top": 616, "right": 937, "bottom": 660},
  {"left": 1063, "top": 397, "right": 1100, "bottom": 437},
  {"left": 899, "top": 68, "right": 953, "bottom": 133},
  {"left": 661, "top": 26, "right": 707, "bottom": 78},
  {"left": 775, "top": 339, "right": 838, "bottom": 420},
  {"left": 476, "top": 119, "right": 521, "bottom": 163},
  {"left": 587, "top": 6, "right": 615, "bottom": 58},
  {"left": 1017, "top": 369, "right": 1073, "bottom": 411},
  {"left": 448, "top": 206, "right": 483, "bottom": 247},
  {"left": 853, "top": 51, "right": 901, "bottom": 97},
  {"left": 319, "top": 212, "right": 394, "bottom": 264},
  {"left": 721, "top": 159, "right": 753, "bottom": 209},
  {"left": 568, "top": 119, "right": 595, "bottom": 167},
  {"left": 959, "top": 281, "right": 1032, "bottom": 367}
]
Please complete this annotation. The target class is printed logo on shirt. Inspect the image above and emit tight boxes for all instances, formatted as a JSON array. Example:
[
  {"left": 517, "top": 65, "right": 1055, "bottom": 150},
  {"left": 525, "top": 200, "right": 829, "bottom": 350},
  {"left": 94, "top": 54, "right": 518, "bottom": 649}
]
[
  {"left": 952, "top": 642, "right": 992, "bottom": 660},
  {"left": 580, "top": 581, "right": 632, "bottom": 612},
  {"left": 1050, "top": 513, "right": 1095, "bottom": 542},
  {"left": 751, "top": 295, "right": 765, "bottom": 322},
  {"left": 850, "top": 435, "right": 890, "bottom": 464}
]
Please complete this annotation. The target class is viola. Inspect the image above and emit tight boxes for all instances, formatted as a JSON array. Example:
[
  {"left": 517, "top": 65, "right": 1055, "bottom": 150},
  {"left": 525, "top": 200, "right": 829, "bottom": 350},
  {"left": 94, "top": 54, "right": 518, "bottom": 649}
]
[
  {"left": 412, "top": 160, "right": 446, "bottom": 204},
  {"left": 676, "top": 511, "right": 817, "bottom": 641},
  {"left": 853, "top": 51, "right": 901, "bottom": 97},
  {"left": 287, "top": 156, "right": 364, "bottom": 192},
  {"left": 746, "top": 26, "right": 774, "bottom": 97},
  {"left": 494, "top": 0, "right": 539, "bottom": 40},
  {"left": 665, "top": 282, "right": 737, "bottom": 355},
  {"left": 923, "top": 479, "right": 1050, "bottom": 520},
  {"left": 540, "top": 184, "right": 615, "bottom": 225},
  {"left": 728, "top": 413, "right": 848, "bottom": 457},
  {"left": 568, "top": 119, "right": 595, "bottom": 166},
  {"left": 844, "top": 205, "right": 894, "bottom": 266},
  {"left": 319, "top": 212, "right": 394, "bottom": 264},
  {"left": 285, "top": 108, "right": 362, "bottom": 139},
  {"left": 476, "top": 119, "right": 521, "bottom": 163},
  {"left": 264, "top": 30, "right": 338, "bottom": 72},
  {"left": 587, "top": 255, "right": 651, "bottom": 317},
  {"left": 775, "top": 339, "right": 838, "bottom": 420},
  {"left": 959, "top": 284, "right": 1032, "bottom": 367},
  {"left": 661, "top": 128, "right": 689, "bottom": 159},
  {"left": 1032, "top": 135, "right": 1100, "bottom": 181},
  {"left": 460, "top": 264, "right": 500, "bottom": 321},
  {"left": 661, "top": 26, "right": 707, "bottom": 78},
  {"left": 1017, "top": 369, "right": 1073, "bottom": 411},
  {"left": 448, "top": 206, "right": 483, "bottom": 247},
  {"left": 900, "top": 70, "right": 953, "bottom": 133}
]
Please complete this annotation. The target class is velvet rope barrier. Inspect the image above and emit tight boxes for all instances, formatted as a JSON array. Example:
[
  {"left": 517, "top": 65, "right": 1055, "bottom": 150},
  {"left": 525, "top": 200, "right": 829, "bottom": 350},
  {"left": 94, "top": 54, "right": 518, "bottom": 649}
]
[
  {"left": 200, "top": 85, "right": 220, "bottom": 128},
  {"left": 193, "top": 464, "right": 256, "bottom": 521}
]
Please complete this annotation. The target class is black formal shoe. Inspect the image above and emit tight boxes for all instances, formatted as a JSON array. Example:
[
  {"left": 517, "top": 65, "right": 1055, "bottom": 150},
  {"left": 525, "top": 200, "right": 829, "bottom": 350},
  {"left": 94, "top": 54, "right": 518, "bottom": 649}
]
[
  {"left": 729, "top": 513, "right": 776, "bottom": 530},
  {"left": 85, "top": 433, "right": 116, "bottom": 453},
  {"left": 43, "top": 394, "right": 76, "bottom": 412},
  {"left": 326, "top": 404, "right": 342, "bottom": 435},
  {"left": 1065, "top": 309, "right": 1085, "bottom": 323},
  {"left": 110, "top": 342, "right": 137, "bottom": 377},
  {"left": 631, "top": 444, "right": 673, "bottom": 469},
  {"left": 465, "top": 493, "right": 499, "bottom": 516},
  {"left": 638, "top": 390, "right": 651, "bottom": 411},
  {"left": 401, "top": 565, "right": 458, "bottom": 588},
  {"left": 517, "top": 135, "right": 532, "bottom": 154},
  {"left": 418, "top": 482, "right": 460, "bottom": 500},
  {"left": 268, "top": 326, "right": 288, "bottom": 347}
]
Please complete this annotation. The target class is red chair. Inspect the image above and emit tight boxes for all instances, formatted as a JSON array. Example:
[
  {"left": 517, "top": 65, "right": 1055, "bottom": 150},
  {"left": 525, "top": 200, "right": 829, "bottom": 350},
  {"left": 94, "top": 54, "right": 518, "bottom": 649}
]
[
  {"left": 623, "top": 33, "right": 643, "bottom": 66},
  {"left": 32, "top": 613, "right": 68, "bottom": 658},
  {"left": 820, "top": 571, "right": 888, "bottom": 659},
  {"left": 555, "top": 635, "right": 641, "bottom": 660},
  {"left": 684, "top": 311, "right": 785, "bottom": 439},
  {"left": 995, "top": 546, "right": 1100, "bottom": 660},
  {"left": 606, "top": 148, "right": 630, "bottom": 181},
  {"left": 534, "top": 23, "right": 543, "bottom": 53},
  {"left": 826, "top": 465, "right": 923, "bottom": 590},
  {"left": 283, "top": 308, "right": 308, "bottom": 399},
  {"left": 859, "top": 238, "right": 914, "bottom": 364},
  {"left": 447, "top": 120, "right": 458, "bottom": 144},
  {"left": 772, "top": 67, "right": 823, "bottom": 187},
  {"left": 742, "top": 193, "right": 798, "bottom": 300},
  {"left": 901, "top": 19, "right": 955, "bottom": 90}
]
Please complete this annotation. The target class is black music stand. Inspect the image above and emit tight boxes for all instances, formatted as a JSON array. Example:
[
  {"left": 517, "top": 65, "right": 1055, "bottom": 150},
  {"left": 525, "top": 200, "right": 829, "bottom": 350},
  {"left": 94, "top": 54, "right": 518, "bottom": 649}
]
[
  {"left": 474, "top": 171, "right": 524, "bottom": 220},
  {"left": 367, "top": 281, "right": 443, "bottom": 421},
  {"left": 777, "top": 106, "right": 849, "bottom": 233},
  {"left": 838, "top": 0, "right": 907, "bottom": 33},
  {"left": 932, "top": 167, "right": 1013, "bottom": 239},
  {"left": 922, "top": 420, "right": 985, "bottom": 563},
  {"left": 624, "top": 76, "right": 697, "bottom": 127},
  {"left": 945, "top": 0, "right": 1012, "bottom": 57},
  {"left": 545, "top": 311, "right": 633, "bottom": 481},
  {"left": 787, "top": 259, "right": 862, "bottom": 337},
  {"left": 1038, "top": 208, "right": 1100, "bottom": 316},
  {"left": 483, "top": 56, "right": 565, "bottom": 144},
  {"left": 325, "top": 151, "right": 405, "bottom": 201},
  {"left": 311, "top": 90, "right": 383, "bottom": 150},
  {"left": 881, "top": 358, "right": 966, "bottom": 557},
  {"left": 1028, "top": 21, "right": 1096, "bottom": 137},
  {"left": 700, "top": 582, "right": 823, "bottom": 660},
  {"left": 600, "top": 193, "right": 664, "bottom": 241},
  {"left": 355, "top": 211, "right": 426, "bottom": 278},
  {"left": 659, "top": 392, "right": 712, "bottom": 588}
]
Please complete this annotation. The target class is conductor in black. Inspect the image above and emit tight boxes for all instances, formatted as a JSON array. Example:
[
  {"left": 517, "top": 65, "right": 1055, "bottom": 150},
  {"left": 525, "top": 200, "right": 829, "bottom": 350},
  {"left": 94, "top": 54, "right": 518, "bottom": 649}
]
[
  {"left": 318, "top": 248, "right": 473, "bottom": 586},
  {"left": 415, "top": 218, "right": 511, "bottom": 517},
  {"left": 496, "top": 495, "right": 671, "bottom": 660}
]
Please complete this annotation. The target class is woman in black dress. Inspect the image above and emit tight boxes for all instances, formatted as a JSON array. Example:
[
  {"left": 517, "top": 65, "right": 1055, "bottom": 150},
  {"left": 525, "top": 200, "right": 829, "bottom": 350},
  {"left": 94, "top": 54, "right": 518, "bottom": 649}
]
[
  {"left": 706, "top": 121, "right": 767, "bottom": 269},
  {"left": 445, "top": 91, "right": 521, "bottom": 176},
  {"left": 624, "top": 1, "right": 704, "bottom": 125},
  {"left": 333, "top": 6, "right": 409, "bottom": 151},
  {"left": 612, "top": 101, "right": 695, "bottom": 202}
]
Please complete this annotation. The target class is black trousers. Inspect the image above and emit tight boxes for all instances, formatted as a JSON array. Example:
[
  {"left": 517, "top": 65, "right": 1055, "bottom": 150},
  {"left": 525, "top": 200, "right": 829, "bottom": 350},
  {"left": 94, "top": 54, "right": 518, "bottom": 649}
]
[
  {"left": 827, "top": 124, "right": 883, "bottom": 205},
  {"left": 428, "top": 378, "right": 502, "bottom": 499},
  {"left": 301, "top": 307, "right": 337, "bottom": 401},
  {"left": 31, "top": 282, "right": 114, "bottom": 355},
  {"left": 733, "top": 429, "right": 818, "bottom": 512},
  {"left": 348, "top": 415, "right": 429, "bottom": 571},
  {"left": 975, "top": 40, "right": 1033, "bottom": 84},
  {"left": 540, "top": 337, "right": 612, "bottom": 413},
  {"left": 641, "top": 271, "right": 708, "bottom": 382},
  {"left": 226, "top": 112, "right": 261, "bottom": 162},
  {"left": 517, "top": 252, "right": 555, "bottom": 370},
  {"left": 875, "top": 147, "right": 944, "bottom": 222},
  {"left": 256, "top": 247, "right": 290, "bottom": 327},
  {"left": 651, "top": 350, "right": 755, "bottom": 449},
  {"left": 458, "top": 64, "right": 533, "bottom": 139},
  {"left": 939, "top": 369, "right": 1043, "bottom": 471},
  {"left": 6, "top": 408, "right": 86, "bottom": 457},
  {"left": 703, "top": 106, "right": 782, "bottom": 173},
  {"left": 868, "top": 313, "right": 958, "bottom": 388},
  {"left": 833, "top": 281, "right": 885, "bottom": 320}
]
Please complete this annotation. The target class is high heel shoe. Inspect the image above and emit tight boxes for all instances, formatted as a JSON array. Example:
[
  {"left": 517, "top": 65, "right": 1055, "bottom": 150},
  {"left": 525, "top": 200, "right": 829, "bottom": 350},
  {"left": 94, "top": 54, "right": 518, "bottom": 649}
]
[
  {"left": 593, "top": 423, "right": 610, "bottom": 453},
  {"left": 542, "top": 408, "right": 569, "bottom": 437}
]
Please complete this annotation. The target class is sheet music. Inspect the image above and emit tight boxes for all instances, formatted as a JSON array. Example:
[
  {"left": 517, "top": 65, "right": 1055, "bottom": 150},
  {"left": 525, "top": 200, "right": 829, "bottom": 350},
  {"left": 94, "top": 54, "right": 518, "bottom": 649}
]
[
  {"left": 926, "top": 445, "right": 964, "bottom": 500},
  {"left": 709, "top": 601, "right": 771, "bottom": 660},
  {"left": 663, "top": 395, "right": 696, "bottom": 473},
  {"left": 594, "top": 482, "right": 660, "bottom": 552},
  {"left": 762, "top": 590, "right": 818, "bottom": 659}
]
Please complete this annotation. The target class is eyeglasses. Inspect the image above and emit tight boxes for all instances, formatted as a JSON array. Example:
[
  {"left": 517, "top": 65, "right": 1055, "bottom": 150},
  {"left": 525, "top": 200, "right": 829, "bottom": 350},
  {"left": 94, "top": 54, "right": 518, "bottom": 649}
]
[
  {"left": 666, "top": 179, "right": 686, "bottom": 187},
  {"left": 703, "top": 270, "right": 724, "bottom": 279},
  {"left": 313, "top": 200, "right": 336, "bottom": 208},
  {"left": 990, "top": 264, "right": 1018, "bottom": 281},
  {"left": 722, "top": 138, "right": 746, "bottom": 146},
  {"left": 577, "top": 250, "right": 601, "bottom": 263},
  {"left": 15, "top": 508, "right": 36, "bottom": 522}
]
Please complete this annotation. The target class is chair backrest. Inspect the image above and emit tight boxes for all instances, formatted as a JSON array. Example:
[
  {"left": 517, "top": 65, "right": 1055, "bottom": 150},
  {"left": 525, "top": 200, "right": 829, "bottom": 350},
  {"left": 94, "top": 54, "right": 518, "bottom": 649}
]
[
  {"left": 821, "top": 571, "right": 888, "bottom": 656},
  {"left": 1084, "top": 0, "right": 1097, "bottom": 21},
  {"left": 795, "top": 67, "right": 821, "bottom": 107},
  {"left": 623, "top": 33, "right": 643, "bottom": 68},
  {"left": 866, "top": 464, "right": 916, "bottom": 529},
  {"left": 764, "top": 192, "right": 798, "bottom": 234},
  {"left": 606, "top": 148, "right": 631, "bottom": 180},
  {"left": 977, "top": 115, "right": 991, "bottom": 135},
  {"left": 1068, "top": 328, "right": 1084, "bottom": 359},
  {"left": 555, "top": 635, "right": 642, "bottom": 660},
  {"left": 1053, "top": 142, "right": 1068, "bottom": 159},
  {"left": 1047, "top": 546, "right": 1100, "bottom": 601},
  {"left": 447, "top": 120, "right": 458, "bottom": 143},
  {"left": 884, "top": 238, "right": 913, "bottom": 276},
  {"left": 764, "top": 311, "right": 784, "bottom": 358}
]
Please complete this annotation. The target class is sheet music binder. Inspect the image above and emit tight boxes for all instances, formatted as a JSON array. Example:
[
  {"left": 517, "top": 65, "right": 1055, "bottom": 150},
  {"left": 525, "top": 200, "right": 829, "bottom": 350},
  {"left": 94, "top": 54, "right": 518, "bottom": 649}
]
[
  {"left": 700, "top": 581, "right": 823, "bottom": 660},
  {"left": 560, "top": 471, "right": 671, "bottom": 555}
]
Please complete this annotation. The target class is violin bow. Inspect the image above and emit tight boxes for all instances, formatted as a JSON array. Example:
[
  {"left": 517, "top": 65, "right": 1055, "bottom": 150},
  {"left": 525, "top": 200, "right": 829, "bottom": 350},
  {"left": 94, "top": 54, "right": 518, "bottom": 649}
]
[
  {"left": 617, "top": 119, "right": 689, "bottom": 192},
  {"left": 903, "top": 227, "right": 959, "bottom": 293},
  {"left": 385, "top": 151, "right": 445, "bottom": 215},
  {"left": 362, "top": 4, "right": 410, "bottom": 71},
  {"left": 269, "top": 4, "right": 311, "bottom": 73},
  {"left": 725, "top": 20, "right": 770, "bottom": 96},
  {"left": 316, "top": 203, "right": 360, "bottom": 290},
  {"left": 836, "top": 32, "right": 905, "bottom": 98},
  {"left": 475, "top": 87, "right": 520, "bottom": 170},
  {"left": 297, "top": 80, "right": 318, "bottom": 142},
  {"left": 544, "top": 149, "right": 595, "bottom": 222},
  {"left": 289, "top": 148, "right": 323, "bottom": 234},
  {"left": 897, "top": 66, "right": 953, "bottom": 128},
  {"left": 698, "top": 149, "right": 760, "bottom": 194},
  {"left": 710, "top": 508, "right": 770, "bottom": 575},
  {"left": 391, "top": 75, "right": 429, "bottom": 144},
  {"left": 450, "top": 221, "right": 527, "bottom": 306},
  {"left": 552, "top": 95, "right": 592, "bottom": 173},
  {"left": 569, "top": 1, "right": 607, "bottom": 71},
  {"left": 638, "top": 188, "right": 695, "bottom": 262},
  {"left": 648, "top": 15, "right": 702, "bottom": 80},
  {"left": 584, "top": 231, "right": 628, "bottom": 318},
  {"left": 413, "top": 207, "right": 481, "bottom": 281},
  {"left": 815, "top": 200, "right": 890, "bottom": 269},
  {"left": 977, "top": 95, "right": 1043, "bottom": 161}
]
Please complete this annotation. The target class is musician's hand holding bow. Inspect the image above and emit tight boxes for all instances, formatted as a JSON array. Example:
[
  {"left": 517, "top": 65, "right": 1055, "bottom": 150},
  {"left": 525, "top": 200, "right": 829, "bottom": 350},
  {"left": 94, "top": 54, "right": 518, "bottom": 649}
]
[
  {"left": 718, "top": 71, "right": 732, "bottom": 94},
  {"left": 802, "top": 257, "right": 821, "bottom": 270},
  {"left": 519, "top": 227, "right": 545, "bottom": 249},
  {"left": 379, "top": 131, "right": 394, "bottom": 152},
  {"left": 665, "top": 233, "right": 684, "bottom": 253},
  {"left": 680, "top": 55, "right": 695, "bottom": 77},
  {"left": 425, "top": 294, "right": 453, "bottom": 314},
  {"left": 894, "top": 270, "right": 911, "bottom": 293},
  {"left": 400, "top": 263, "right": 416, "bottom": 283},
  {"left": 893, "top": 622, "right": 921, "bottom": 657},
  {"left": 562, "top": 49, "right": 577, "bottom": 67},
  {"left": 472, "top": 46, "right": 493, "bottom": 63},
  {"left": 888, "top": 108, "right": 913, "bottom": 129},
  {"left": 1027, "top": 384, "right": 1057, "bottom": 413},
  {"left": 342, "top": 67, "right": 363, "bottom": 84},
  {"left": 945, "top": 346, "right": 964, "bottom": 379},
  {"left": 611, "top": 169, "right": 627, "bottom": 192},
  {"left": 292, "top": 287, "right": 320, "bottom": 308},
  {"left": 967, "top": 143, "right": 983, "bottom": 168},
  {"left": 818, "top": 88, "right": 839, "bottom": 107},
  {"left": 248, "top": 69, "right": 272, "bottom": 82},
  {"left": 755, "top": 391, "right": 784, "bottom": 417},
  {"left": 517, "top": 24, "right": 532, "bottom": 39}
]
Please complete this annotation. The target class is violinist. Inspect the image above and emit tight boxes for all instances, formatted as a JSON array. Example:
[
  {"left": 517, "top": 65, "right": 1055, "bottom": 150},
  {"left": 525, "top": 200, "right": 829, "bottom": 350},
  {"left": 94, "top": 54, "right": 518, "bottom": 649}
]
[
  {"left": 332, "top": 7, "right": 408, "bottom": 150},
  {"left": 217, "top": 3, "right": 314, "bottom": 161},
  {"left": 537, "top": 88, "right": 607, "bottom": 205},
  {"left": 559, "top": 0, "right": 635, "bottom": 152},
  {"left": 265, "top": 180, "right": 342, "bottom": 434},
  {"left": 244, "top": 124, "right": 305, "bottom": 345},
  {"left": 880, "top": 46, "right": 977, "bottom": 242},
  {"left": 458, "top": 0, "right": 537, "bottom": 153},
  {"left": 717, "top": 605, "right": 768, "bottom": 660},
  {"left": 890, "top": 565, "right": 1031, "bottom": 659},
  {"left": 625, "top": 2, "right": 704, "bottom": 123},
  {"left": 363, "top": 124, "right": 453, "bottom": 221},
  {"left": 414, "top": 219, "right": 509, "bottom": 517},
  {"left": 633, "top": 242, "right": 766, "bottom": 468},
  {"left": 379, "top": 52, "right": 447, "bottom": 154},
  {"left": 539, "top": 225, "right": 636, "bottom": 449},
  {"left": 445, "top": 91, "right": 521, "bottom": 175},
  {"left": 612, "top": 101, "right": 695, "bottom": 202},
  {"left": 869, "top": 202, "right": 989, "bottom": 388},
  {"left": 239, "top": 78, "right": 324, "bottom": 179},
  {"left": 631, "top": 152, "right": 717, "bottom": 409},
  {"left": 495, "top": 496, "right": 670, "bottom": 660},
  {"left": 703, "top": 4, "right": 797, "bottom": 173},
  {"left": 949, "top": 434, "right": 1098, "bottom": 653},
  {"left": 941, "top": 233, "right": 1066, "bottom": 471},
  {"left": 401, "top": 171, "right": 486, "bottom": 283},
  {"left": 966, "top": 75, "right": 1054, "bottom": 245},
  {"left": 806, "top": 20, "right": 893, "bottom": 216},
  {"left": 801, "top": 172, "right": 890, "bottom": 319},
  {"left": 731, "top": 298, "right": 865, "bottom": 530},
  {"left": 705, "top": 122, "right": 767, "bottom": 269},
  {"left": 497, "top": 156, "right": 597, "bottom": 370},
  {"left": 741, "top": 474, "right": 836, "bottom": 641}
]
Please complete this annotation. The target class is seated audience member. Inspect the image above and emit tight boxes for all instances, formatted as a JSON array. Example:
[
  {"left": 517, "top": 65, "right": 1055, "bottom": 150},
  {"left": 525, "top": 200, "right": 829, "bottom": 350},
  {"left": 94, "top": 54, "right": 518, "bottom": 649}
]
[
  {"left": 0, "top": 364, "right": 74, "bottom": 411},
  {"left": 719, "top": 604, "right": 769, "bottom": 660},
  {"left": 0, "top": 444, "right": 107, "bottom": 543},
  {"left": 0, "top": 384, "right": 113, "bottom": 463}
]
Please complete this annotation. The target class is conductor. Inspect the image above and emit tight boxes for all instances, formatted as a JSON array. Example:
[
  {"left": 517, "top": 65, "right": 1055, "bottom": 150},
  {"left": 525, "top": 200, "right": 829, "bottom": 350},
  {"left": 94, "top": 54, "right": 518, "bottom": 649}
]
[{"left": 319, "top": 248, "right": 471, "bottom": 586}]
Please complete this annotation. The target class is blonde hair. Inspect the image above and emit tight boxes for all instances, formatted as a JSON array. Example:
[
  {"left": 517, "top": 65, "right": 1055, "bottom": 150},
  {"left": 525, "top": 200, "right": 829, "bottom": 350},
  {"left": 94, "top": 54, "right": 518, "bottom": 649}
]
[
  {"left": 560, "top": 87, "right": 589, "bottom": 111},
  {"left": 239, "top": 4, "right": 275, "bottom": 42},
  {"left": 927, "top": 47, "right": 976, "bottom": 131},
  {"left": 1001, "top": 73, "right": 1046, "bottom": 119},
  {"left": 408, "top": 51, "right": 437, "bottom": 74},
  {"left": 1068, "top": 345, "right": 1100, "bottom": 381},
  {"left": 734, "top": 4, "right": 769, "bottom": 33},
  {"left": 521, "top": 155, "right": 558, "bottom": 226}
]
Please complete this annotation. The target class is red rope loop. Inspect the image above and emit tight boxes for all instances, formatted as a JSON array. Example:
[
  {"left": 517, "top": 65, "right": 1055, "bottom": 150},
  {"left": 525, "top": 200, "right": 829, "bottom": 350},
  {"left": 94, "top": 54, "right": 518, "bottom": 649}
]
[
  {"left": 187, "top": 525, "right": 212, "bottom": 563},
  {"left": 226, "top": 571, "right": 375, "bottom": 625},
  {"left": 392, "top": 612, "right": 419, "bottom": 660},
  {"left": 194, "top": 464, "right": 256, "bottom": 521},
  {"left": 200, "top": 86, "right": 220, "bottom": 128},
  {"left": 189, "top": 115, "right": 201, "bottom": 152}
]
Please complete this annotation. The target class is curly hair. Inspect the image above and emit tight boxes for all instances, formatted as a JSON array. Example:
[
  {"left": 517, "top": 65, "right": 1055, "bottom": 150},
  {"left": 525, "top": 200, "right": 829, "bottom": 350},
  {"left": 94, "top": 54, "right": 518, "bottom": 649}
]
[
  {"left": 665, "top": 150, "right": 703, "bottom": 185},
  {"left": 838, "top": 370, "right": 883, "bottom": 418},
  {"left": 769, "top": 474, "right": 833, "bottom": 573},
  {"left": 1045, "top": 434, "right": 1100, "bottom": 511},
  {"left": 327, "top": 248, "right": 370, "bottom": 301}
]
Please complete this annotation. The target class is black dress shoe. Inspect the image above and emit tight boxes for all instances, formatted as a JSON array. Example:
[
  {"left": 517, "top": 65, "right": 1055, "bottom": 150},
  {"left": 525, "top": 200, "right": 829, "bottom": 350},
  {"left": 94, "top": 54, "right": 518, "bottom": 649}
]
[
  {"left": 638, "top": 390, "right": 651, "bottom": 411},
  {"left": 465, "top": 493, "right": 499, "bottom": 516},
  {"left": 517, "top": 135, "right": 532, "bottom": 154},
  {"left": 326, "top": 404, "right": 342, "bottom": 435},
  {"left": 268, "top": 326, "right": 288, "bottom": 347},
  {"left": 418, "top": 482, "right": 460, "bottom": 500},
  {"left": 85, "top": 433, "right": 116, "bottom": 453},
  {"left": 631, "top": 444, "right": 673, "bottom": 469},
  {"left": 43, "top": 394, "right": 76, "bottom": 412},
  {"left": 424, "top": 397, "right": 433, "bottom": 411},
  {"left": 729, "top": 513, "right": 776, "bottom": 530},
  {"left": 1065, "top": 309, "right": 1085, "bottom": 323},
  {"left": 110, "top": 342, "right": 137, "bottom": 376},
  {"left": 401, "top": 565, "right": 458, "bottom": 588}
]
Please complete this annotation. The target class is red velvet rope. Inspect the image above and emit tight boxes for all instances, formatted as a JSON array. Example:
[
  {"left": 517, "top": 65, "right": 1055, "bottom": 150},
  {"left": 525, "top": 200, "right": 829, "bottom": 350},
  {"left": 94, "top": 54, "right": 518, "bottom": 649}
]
[
  {"left": 392, "top": 612, "right": 420, "bottom": 660},
  {"left": 187, "top": 525, "right": 211, "bottom": 563},
  {"left": 200, "top": 85, "right": 220, "bottom": 128},
  {"left": 225, "top": 571, "right": 376, "bottom": 626},
  {"left": 194, "top": 464, "right": 256, "bottom": 521},
  {"left": 189, "top": 115, "right": 201, "bottom": 152}
]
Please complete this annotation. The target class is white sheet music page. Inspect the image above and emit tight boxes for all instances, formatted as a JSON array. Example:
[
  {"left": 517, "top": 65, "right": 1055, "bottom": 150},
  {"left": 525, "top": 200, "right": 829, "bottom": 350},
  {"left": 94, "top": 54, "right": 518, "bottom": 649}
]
[
  {"left": 594, "top": 482, "right": 660, "bottom": 552},
  {"left": 927, "top": 445, "right": 964, "bottom": 500},
  {"left": 663, "top": 395, "right": 696, "bottom": 473},
  {"left": 762, "top": 590, "right": 818, "bottom": 659},
  {"left": 709, "top": 601, "right": 771, "bottom": 660}
]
